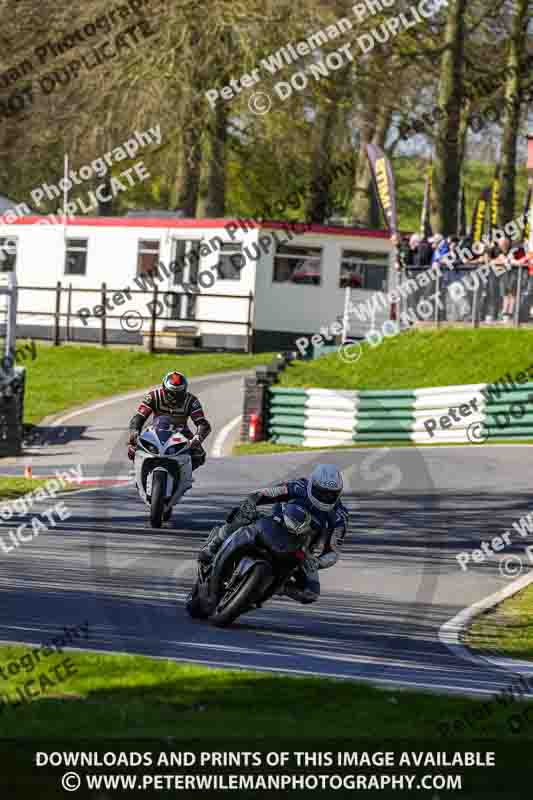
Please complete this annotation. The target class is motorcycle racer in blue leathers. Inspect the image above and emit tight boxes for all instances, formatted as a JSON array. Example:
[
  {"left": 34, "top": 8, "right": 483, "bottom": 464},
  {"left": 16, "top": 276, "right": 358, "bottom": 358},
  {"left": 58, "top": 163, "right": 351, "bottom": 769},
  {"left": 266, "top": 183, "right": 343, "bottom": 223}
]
[{"left": 199, "top": 464, "right": 348, "bottom": 603}]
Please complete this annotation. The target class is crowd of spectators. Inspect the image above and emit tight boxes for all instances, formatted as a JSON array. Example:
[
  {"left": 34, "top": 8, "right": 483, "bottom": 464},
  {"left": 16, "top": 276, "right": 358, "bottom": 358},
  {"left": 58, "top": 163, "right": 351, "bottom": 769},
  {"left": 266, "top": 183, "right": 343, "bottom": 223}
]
[{"left": 394, "top": 231, "right": 533, "bottom": 324}]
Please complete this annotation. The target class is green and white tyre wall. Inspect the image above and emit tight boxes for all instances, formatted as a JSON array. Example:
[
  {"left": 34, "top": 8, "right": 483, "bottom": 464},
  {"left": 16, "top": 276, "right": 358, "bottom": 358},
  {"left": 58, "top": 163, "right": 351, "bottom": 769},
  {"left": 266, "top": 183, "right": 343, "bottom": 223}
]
[{"left": 268, "top": 384, "right": 533, "bottom": 446}]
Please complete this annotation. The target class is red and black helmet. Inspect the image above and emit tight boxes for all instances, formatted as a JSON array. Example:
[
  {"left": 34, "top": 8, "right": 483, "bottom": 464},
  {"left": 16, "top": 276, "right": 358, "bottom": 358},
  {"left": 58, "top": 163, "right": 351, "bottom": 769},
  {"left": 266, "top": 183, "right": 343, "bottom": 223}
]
[{"left": 162, "top": 371, "right": 188, "bottom": 404}]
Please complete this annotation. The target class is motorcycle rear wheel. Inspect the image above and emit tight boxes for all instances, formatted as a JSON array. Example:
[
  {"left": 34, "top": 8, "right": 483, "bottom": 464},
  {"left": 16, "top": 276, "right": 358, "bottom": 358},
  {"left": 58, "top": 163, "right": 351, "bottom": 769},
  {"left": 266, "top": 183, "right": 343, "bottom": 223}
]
[
  {"left": 211, "top": 562, "right": 271, "bottom": 628},
  {"left": 150, "top": 471, "right": 166, "bottom": 528}
]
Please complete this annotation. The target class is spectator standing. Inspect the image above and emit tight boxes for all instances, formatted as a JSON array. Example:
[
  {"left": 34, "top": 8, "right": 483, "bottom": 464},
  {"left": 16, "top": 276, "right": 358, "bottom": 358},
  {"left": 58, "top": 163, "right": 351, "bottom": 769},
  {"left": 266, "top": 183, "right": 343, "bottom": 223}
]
[
  {"left": 430, "top": 233, "right": 450, "bottom": 267},
  {"left": 446, "top": 236, "right": 462, "bottom": 267},
  {"left": 509, "top": 243, "right": 530, "bottom": 321},
  {"left": 492, "top": 237, "right": 522, "bottom": 322},
  {"left": 428, "top": 234, "right": 449, "bottom": 320},
  {"left": 415, "top": 235, "right": 433, "bottom": 267},
  {"left": 398, "top": 236, "right": 413, "bottom": 272},
  {"left": 410, "top": 233, "right": 433, "bottom": 313},
  {"left": 523, "top": 249, "right": 533, "bottom": 321},
  {"left": 395, "top": 233, "right": 412, "bottom": 271},
  {"left": 441, "top": 236, "right": 463, "bottom": 321},
  {"left": 393, "top": 233, "right": 434, "bottom": 321},
  {"left": 480, "top": 243, "right": 499, "bottom": 322},
  {"left": 390, "top": 233, "right": 409, "bottom": 322},
  {"left": 404, "top": 233, "right": 420, "bottom": 269}
]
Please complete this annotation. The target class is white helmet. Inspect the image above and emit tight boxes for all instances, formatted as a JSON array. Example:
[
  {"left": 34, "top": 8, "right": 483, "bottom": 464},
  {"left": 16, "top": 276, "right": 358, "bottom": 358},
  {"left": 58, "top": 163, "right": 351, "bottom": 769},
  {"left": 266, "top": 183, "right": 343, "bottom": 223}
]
[{"left": 307, "top": 464, "right": 343, "bottom": 512}]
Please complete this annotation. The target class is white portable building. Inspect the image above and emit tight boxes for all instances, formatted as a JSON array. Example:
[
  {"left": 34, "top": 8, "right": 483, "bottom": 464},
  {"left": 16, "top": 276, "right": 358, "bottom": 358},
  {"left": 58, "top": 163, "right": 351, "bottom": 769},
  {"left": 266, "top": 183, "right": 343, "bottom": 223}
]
[{"left": 0, "top": 214, "right": 394, "bottom": 351}]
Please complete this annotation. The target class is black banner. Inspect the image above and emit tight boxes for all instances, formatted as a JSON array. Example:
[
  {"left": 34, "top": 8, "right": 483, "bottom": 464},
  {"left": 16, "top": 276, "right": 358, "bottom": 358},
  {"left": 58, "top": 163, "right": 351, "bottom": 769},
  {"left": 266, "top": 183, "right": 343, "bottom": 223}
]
[
  {"left": 366, "top": 144, "right": 398, "bottom": 234},
  {"left": 420, "top": 164, "right": 433, "bottom": 239}
]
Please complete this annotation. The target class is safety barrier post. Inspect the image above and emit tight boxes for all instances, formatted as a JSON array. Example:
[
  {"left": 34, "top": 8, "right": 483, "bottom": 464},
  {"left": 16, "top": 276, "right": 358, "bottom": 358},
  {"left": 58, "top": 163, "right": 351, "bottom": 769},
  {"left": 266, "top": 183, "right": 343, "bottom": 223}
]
[
  {"left": 246, "top": 291, "right": 255, "bottom": 354},
  {"left": 239, "top": 353, "right": 294, "bottom": 443},
  {"left": 100, "top": 282, "right": 107, "bottom": 347},
  {"left": 514, "top": 266, "right": 522, "bottom": 328},
  {"left": 149, "top": 284, "right": 158, "bottom": 353},
  {"left": 53, "top": 282, "right": 62, "bottom": 346}
]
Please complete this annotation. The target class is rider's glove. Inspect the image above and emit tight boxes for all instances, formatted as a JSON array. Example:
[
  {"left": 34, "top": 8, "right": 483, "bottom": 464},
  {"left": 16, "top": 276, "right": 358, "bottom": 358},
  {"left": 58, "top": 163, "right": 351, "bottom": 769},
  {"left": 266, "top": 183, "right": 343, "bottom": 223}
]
[
  {"left": 190, "top": 435, "right": 202, "bottom": 449},
  {"left": 303, "top": 556, "right": 321, "bottom": 575},
  {"left": 128, "top": 431, "right": 139, "bottom": 446},
  {"left": 225, "top": 505, "right": 241, "bottom": 523},
  {"left": 239, "top": 497, "right": 257, "bottom": 523}
]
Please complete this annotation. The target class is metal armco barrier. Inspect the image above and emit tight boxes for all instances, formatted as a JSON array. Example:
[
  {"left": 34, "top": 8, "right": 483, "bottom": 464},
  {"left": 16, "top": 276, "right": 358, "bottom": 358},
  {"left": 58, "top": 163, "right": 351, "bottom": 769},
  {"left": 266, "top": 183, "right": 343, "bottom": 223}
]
[
  {"left": 402, "top": 264, "right": 533, "bottom": 327},
  {"left": 267, "top": 382, "right": 533, "bottom": 446}
]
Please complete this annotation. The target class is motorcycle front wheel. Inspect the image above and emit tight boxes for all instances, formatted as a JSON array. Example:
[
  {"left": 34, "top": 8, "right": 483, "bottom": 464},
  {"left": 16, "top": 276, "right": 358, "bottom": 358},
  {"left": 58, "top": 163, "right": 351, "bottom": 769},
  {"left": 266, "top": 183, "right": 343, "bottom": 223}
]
[
  {"left": 185, "top": 584, "right": 210, "bottom": 619},
  {"left": 150, "top": 471, "right": 166, "bottom": 528},
  {"left": 211, "top": 562, "right": 271, "bottom": 628}
]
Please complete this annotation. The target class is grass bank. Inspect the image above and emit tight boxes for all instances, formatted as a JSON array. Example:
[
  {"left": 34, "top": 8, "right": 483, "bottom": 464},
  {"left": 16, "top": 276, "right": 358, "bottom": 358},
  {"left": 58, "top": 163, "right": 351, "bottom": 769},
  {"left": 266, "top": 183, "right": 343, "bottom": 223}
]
[
  {"left": 467, "top": 583, "right": 533, "bottom": 662},
  {"left": 19, "top": 343, "right": 273, "bottom": 425},
  {"left": 233, "top": 440, "right": 533, "bottom": 456},
  {"left": 0, "top": 477, "right": 56, "bottom": 500},
  {"left": 0, "top": 477, "right": 82, "bottom": 502},
  {"left": 233, "top": 441, "right": 379, "bottom": 456},
  {"left": 279, "top": 329, "right": 533, "bottom": 391},
  {"left": 0, "top": 644, "right": 530, "bottom": 739}
]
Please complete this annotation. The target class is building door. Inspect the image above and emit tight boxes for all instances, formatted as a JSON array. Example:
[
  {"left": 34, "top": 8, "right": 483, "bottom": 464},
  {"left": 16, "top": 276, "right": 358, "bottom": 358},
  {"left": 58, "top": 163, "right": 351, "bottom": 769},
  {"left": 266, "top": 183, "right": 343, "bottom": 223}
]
[
  {"left": 339, "top": 248, "right": 391, "bottom": 340},
  {"left": 171, "top": 238, "right": 202, "bottom": 320}
]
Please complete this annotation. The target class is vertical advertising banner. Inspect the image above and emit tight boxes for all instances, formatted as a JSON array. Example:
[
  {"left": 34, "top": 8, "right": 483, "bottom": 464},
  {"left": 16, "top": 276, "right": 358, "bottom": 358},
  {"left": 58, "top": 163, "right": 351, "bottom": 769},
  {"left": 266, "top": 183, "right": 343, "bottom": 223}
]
[
  {"left": 470, "top": 187, "right": 491, "bottom": 243},
  {"left": 420, "top": 164, "right": 433, "bottom": 240},
  {"left": 489, "top": 166, "right": 500, "bottom": 238},
  {"left": 366, "top": 144, "right": 398, "bottom": 235}
]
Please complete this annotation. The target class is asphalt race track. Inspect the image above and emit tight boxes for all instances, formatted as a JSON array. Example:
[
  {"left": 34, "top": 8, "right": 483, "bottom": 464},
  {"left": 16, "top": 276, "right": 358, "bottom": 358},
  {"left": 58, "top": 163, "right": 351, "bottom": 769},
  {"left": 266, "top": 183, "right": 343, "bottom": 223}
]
[{"left": 1, "top": 371, "right": 533, "bottom": 702}]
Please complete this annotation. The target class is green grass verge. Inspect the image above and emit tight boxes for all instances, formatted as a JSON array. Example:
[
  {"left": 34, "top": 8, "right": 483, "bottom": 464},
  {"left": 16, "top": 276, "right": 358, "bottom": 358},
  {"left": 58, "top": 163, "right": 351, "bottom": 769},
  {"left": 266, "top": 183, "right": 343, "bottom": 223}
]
[
  {"left": 18, "top": 343, "right": 274, "bottom": 425},
  {"left": 233, "top": 442, "right": 381, "bottom": 455},
  {"left": 0, "top": 645, "right": 530, "bottom": 739},
  {"left": 0, "top": 478, "right": 55, "bottom": 501},
  {"left": 233, "top": 439, "right": 533, "bottom": 456},
  {"left": 279, "top": 329, "right": 533, "bottom": 391},
  {"left": 0, "top": 477, "right": 81, "bottom": 506},
  {"left": 467, "top": 583, "right": 533, "bottom": 662}
]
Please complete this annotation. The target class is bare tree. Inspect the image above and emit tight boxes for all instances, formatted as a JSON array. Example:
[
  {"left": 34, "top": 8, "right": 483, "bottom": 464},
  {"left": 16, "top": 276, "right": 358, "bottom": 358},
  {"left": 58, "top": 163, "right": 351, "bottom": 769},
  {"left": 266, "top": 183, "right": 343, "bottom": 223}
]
[{"left": 498, "top": 0, "right": 531, "bottom": 223}]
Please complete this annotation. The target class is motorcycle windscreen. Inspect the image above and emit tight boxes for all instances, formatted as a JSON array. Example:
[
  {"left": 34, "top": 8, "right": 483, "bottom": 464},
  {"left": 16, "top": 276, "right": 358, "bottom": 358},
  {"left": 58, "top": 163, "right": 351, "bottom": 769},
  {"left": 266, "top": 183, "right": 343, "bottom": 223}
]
[
  {"left": 256, "top": 518, "right": 306, "bottom": 557},
  {"left": 152, "top": 415, "right": 182, "bottom": 444}
]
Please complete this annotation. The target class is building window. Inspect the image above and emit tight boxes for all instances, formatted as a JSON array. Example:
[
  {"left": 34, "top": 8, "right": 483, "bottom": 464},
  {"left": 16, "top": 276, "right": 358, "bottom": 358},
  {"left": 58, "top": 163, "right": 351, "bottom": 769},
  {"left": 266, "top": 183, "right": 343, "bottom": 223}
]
[
  {"left": 64, "top": 239, "right": 88, "bottom": 276},
  {"left": 0, "top": 237, "right": 17, "bottom": 272},
  {"left": 216, "top": 242, "right": 243, "bottom": 280},
  {"left": 173, "top": 239, "right": 202, "bottom": 286},
  {"left": 137, "top": 239, "right": 160, "bottom": 274},
  {"left": 273, "top": 245, "right": 322, "bottom": 285},
  {"left": 339, "top": 249, "right": 388, "bottom": 290}
]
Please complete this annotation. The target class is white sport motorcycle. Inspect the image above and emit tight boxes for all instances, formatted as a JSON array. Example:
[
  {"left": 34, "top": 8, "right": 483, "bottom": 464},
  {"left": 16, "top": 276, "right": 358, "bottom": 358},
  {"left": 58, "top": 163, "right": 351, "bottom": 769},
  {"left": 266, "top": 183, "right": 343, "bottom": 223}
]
[{"left": 133, "top": 416, "right": 194, "bottom": 528}]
